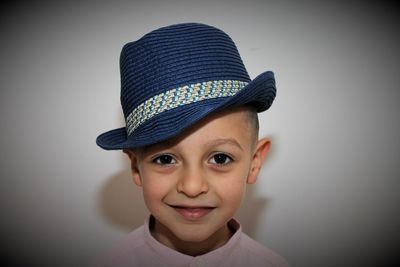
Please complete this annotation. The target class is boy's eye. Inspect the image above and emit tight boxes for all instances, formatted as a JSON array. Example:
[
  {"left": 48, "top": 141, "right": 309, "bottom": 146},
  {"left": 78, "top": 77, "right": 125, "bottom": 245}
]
[
  {"left": 209, "top": 153, "right": 233, "bottom": 165},
  {"left": 152, "top": 155, "right": 176, "bottom": 165}
]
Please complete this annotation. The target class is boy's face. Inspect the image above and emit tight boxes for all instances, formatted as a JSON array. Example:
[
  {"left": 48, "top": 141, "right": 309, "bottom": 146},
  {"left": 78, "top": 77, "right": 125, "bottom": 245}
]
[{"left": 125, "top": 107, "right": 270, "bottom": 254}]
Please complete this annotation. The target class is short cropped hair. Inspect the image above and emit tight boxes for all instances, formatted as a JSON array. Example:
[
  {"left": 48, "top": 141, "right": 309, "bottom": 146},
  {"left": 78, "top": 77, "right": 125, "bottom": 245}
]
[{"left": 243, "top": 105, "right": 260, "bottom": 146}]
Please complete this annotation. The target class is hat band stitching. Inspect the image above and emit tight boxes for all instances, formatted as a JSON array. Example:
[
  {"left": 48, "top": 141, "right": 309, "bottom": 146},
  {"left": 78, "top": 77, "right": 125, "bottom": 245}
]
[{"left": 126, "top": 80, "right": 249, "bottom": 136}]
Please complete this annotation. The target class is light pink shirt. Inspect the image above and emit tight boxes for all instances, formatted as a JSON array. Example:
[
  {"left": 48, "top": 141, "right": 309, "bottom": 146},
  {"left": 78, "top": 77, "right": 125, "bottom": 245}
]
[{"left": 92, "top": 217, "right": 289, "bottom": 267}]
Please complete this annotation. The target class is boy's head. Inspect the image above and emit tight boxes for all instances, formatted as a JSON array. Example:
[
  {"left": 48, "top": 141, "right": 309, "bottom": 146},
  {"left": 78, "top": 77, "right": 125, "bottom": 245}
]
[
  {"left": 96, "top": 23, "right": 276, "bottom": 254},
  {"left": 123, "top": 105, "right": 270, "bottom": 255}
]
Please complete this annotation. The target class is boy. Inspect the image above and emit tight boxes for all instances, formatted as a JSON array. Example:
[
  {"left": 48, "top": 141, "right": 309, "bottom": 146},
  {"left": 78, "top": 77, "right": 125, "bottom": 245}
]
[{"left": 95, "top": 23, "right": 289, "bottom": 267}]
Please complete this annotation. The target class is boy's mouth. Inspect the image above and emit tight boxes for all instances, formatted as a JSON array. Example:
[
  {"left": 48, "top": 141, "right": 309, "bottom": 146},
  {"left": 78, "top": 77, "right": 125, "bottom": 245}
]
[{"left": 168, "top": 204, "right": 215, "bottom": 219}]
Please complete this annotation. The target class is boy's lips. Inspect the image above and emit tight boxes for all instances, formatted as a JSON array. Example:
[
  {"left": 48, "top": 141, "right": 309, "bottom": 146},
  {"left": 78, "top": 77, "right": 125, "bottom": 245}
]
[{"left": 168, "top": 204, "right": 216, "bottom": 219}]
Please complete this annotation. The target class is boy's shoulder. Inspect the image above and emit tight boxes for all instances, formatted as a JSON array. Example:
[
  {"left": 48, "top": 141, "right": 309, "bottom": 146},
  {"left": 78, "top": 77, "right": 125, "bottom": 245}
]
[
  {"left": 234, "top": 232, "right": 290, "bottom": 267},
  {"left": 90, "top": 225, "right": 150, "bottom": 267}
]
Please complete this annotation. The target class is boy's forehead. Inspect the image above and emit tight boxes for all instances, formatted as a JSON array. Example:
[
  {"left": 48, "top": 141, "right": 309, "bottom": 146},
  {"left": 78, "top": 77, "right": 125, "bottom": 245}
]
[{"left": 139, "top": 107, "right": 252, "bottom": 152}]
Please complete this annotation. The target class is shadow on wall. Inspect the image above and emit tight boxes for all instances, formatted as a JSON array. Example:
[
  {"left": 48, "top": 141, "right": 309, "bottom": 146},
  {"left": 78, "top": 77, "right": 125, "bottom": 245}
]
[
  {"left": 97, "top": 169, "right": 270, "bottom": 235},
  {"left": 97, "top": 169, "right": 148, "bottom": 231},
  {"left": 236, "top": 186, "right": 270, "bottom": 237}
]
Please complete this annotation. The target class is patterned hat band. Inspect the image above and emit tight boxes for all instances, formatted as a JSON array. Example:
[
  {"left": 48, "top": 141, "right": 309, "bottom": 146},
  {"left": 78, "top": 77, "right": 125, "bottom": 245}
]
[{"left": 126, "top": 79, "right": 249, "bottom": 136}]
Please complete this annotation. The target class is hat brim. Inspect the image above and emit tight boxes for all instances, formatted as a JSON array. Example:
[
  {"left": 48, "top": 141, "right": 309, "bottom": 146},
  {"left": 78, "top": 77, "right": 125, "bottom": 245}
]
[{"left": 96, "top": 71, "right": 276, "bottom": 150}]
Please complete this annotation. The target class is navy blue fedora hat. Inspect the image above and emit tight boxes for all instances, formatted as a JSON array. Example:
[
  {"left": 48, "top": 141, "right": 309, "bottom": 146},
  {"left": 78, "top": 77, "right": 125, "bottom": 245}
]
[{"left": 96, "top": 23, "right": 276, "bottom": 150}]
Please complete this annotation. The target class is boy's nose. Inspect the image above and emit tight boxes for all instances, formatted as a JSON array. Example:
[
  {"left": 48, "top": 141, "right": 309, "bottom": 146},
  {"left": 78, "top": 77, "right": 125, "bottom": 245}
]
[{"left": 177, "top": 166, "right": 209, "bottom": 197}]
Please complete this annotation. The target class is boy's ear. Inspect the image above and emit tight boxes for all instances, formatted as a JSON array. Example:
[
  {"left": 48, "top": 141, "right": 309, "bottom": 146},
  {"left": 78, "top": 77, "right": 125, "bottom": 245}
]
[
  {"left": 123, "top": 149, "right": 142, "bottom": 187},
  {"left": 247, "top": 138, "right": 271, "bottom": 184}
]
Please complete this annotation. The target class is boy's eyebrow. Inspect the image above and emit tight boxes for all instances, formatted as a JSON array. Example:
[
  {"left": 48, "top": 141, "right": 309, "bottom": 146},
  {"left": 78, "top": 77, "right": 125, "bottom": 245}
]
[{"left": 205, "top": 138, "right": 243, "bottom": 151}]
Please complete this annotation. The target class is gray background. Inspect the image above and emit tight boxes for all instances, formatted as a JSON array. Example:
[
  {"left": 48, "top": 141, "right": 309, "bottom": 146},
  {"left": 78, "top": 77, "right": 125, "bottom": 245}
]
[{"left": 1, "top": 1, "right": 398, "bottom": 266}]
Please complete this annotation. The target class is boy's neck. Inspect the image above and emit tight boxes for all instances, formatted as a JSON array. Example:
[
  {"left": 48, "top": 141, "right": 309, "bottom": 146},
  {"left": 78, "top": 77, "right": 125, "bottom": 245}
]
[{"left": 149, "top": 216, "right": 234, "bottom": 256}]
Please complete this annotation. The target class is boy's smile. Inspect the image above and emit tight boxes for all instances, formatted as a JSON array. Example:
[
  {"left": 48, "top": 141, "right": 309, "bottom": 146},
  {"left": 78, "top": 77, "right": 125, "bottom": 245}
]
[
  {"left": 125, "top": 107, "right": 270, "bottom": 256},
  {"left": 168, "top": 205, "right": 215, "bottom": 220}
]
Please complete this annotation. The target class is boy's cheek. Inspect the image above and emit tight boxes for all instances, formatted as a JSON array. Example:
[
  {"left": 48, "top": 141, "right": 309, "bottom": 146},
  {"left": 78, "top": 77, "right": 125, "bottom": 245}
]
[{"left": 142, "top": 179, "right": 171, "bottom": 198}]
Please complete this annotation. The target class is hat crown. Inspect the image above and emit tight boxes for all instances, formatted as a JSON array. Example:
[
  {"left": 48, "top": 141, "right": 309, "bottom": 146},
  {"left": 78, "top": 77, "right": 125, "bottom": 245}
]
[{"left": 119, "top": 23, "right": 251, "bottom": 119}]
